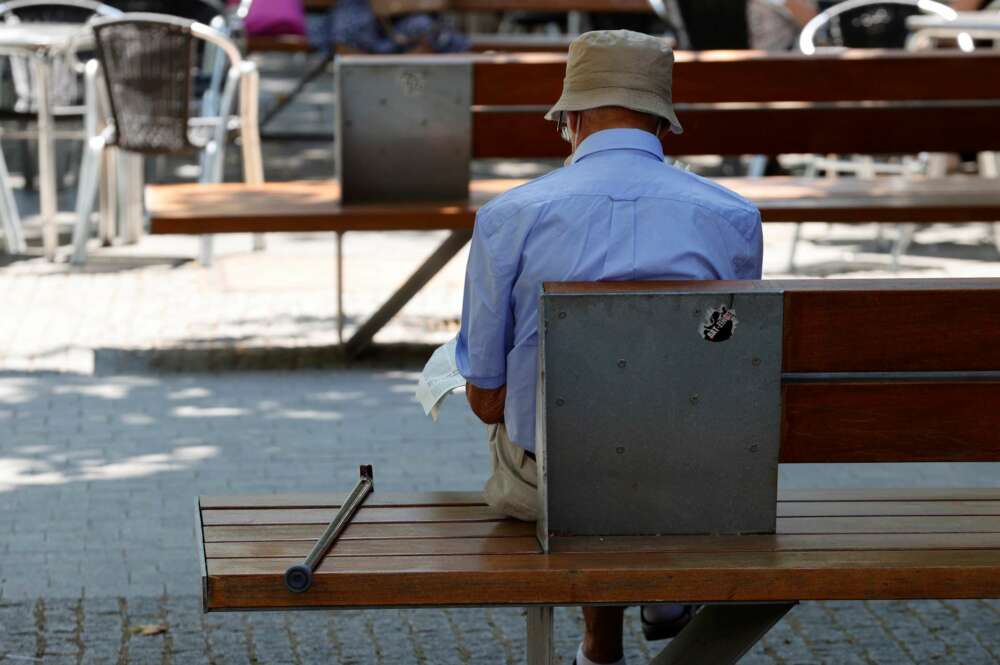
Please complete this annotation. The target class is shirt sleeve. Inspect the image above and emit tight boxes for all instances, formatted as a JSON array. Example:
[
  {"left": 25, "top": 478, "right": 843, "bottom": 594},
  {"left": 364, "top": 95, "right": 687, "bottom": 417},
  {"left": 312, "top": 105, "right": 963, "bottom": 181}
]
[
  {"left": 456, "top": 214, "right": 516, "bottom": 389},
  {"left": 739, "top": 208, "right": 764, "bottom": 280}
]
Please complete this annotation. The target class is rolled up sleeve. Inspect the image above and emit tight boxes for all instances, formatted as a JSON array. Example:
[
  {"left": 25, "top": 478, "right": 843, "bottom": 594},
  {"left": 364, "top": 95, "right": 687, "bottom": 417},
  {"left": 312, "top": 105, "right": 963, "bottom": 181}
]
[{"left": 456, "top": 215, "right": 515, "bottom": 389}]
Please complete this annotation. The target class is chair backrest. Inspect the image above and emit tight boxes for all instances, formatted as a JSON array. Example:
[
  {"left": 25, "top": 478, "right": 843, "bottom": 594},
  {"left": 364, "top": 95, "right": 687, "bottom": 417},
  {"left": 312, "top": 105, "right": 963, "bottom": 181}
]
[
  {"left": 537, "top": 278, "right": 1000, "bottom": 542},
  {"left": 92, "top": 13, "right": 246, "bottom": 154},
  {"left": 802, "top": 0, "right": 957, "bottom": 52},
  {"left": 92, "top": 15, "right": 196, "bottom": 153}
]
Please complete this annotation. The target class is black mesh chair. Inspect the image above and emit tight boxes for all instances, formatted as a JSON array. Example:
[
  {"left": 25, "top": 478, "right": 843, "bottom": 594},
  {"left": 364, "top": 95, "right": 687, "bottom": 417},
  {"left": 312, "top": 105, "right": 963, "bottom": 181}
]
[{"left": 71, "top": 13, "right": 263, "bottom": 265}]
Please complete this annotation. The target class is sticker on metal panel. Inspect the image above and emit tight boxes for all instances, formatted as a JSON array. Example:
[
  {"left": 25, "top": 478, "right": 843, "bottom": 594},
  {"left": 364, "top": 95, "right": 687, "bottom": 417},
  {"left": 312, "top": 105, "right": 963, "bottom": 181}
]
[{"left": 701, "top": 306, "right": 738, "bottom": 342}]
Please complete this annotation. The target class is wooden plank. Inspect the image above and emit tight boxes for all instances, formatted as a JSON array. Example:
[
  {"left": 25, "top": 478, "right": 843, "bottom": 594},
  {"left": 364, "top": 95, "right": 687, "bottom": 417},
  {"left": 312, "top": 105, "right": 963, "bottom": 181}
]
[
  {"left": 777, "top": 501, "right": 1000, "bottom": 517},
  {"left": 203, "top": 549, "right": 1000, "bottom": 609},
  {"left": 472, "top": 50, "right": 1000, "bottom": 105},
  {"left": 199, "top": 491, "right": 485, "bottom": 510},
  {"left": 782, "top": 383, "right": 1000, "bottom": 464},
  {"left": 201, "top": 505, "right": 506, "bottom": 527},
  {"left": 777, "top": 488, "right": 1000, "bottom": 502},
  {"left": 783, "top": 287, "right": 1000, "bottom": 373},
  {"left": 148, "top": 177, "right": 1000, "bottom": 235},
  {"left": 547, "top": 532, "right": 1000, "bottom": 554},
  {"left": 472, "top": 105, "right": 1000, "bottom": 158},
  {"left": 202, "top": 520, "right": 537, "bottom": 543},
  {"left": 205, "top": 536, "right": 542, "bottom": 559},
  {"left": 778, "top": 516, "right": 1000, "bottom": 534}
]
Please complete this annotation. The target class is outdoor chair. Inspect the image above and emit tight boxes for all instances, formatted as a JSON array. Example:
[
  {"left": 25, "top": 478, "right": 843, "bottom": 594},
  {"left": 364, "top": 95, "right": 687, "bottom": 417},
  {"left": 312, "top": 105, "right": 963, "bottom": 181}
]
[
  {"left": 71, "top": 13, "right": 263, "bottom": 266},
  {"left": 0, "top": 0, "right": 121, "bottom": 253},
  {"left": 788, "top": 0, "right": 957, "bottom": 271}
]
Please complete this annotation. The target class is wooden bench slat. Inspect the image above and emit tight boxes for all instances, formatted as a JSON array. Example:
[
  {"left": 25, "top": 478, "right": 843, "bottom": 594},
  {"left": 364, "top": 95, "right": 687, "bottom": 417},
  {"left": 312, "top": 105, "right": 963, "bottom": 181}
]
[
  {"left": 783, "top": 383, "right": 1000, "bottom": 463},
  {"left": 472, "top": 51, "right": 1000, "bottom": 105},
  {"left": 198, "top": 489, "right": 1000, "bottom": 510},
  {"left": 201, "top": 505, "right": 506, "bottom": 527},
  {"left": 201, "top": 514, "right": 1000, "bottom": 544},
  {"left": 205, "top": 532, "right": 1000, "bottom": 560},
  {"left": 201, "top": 520, "right": 537, "bottom": 543},
  {"left": 205, "top": 536, "right": 542, "bottom": 559},
  {"left": 203, "top": 549, "right": 1000, "bottom": 608},
  {"left": 783, "top": 287, "right": 1000, "bottom": 374},
  {"left": 199, "top": 491, "right": 485, "bottom": 509},
  {"left": 779, "top": 515, "right": 1000, "bottom": 534},
  {"left": 778, "top": 501, "right": 1000, "bottom": 517},
  {"left": 474, "top": 106, "right": 1000, "bottom": 158},
  {"left": 147, "top": 177, "right": 1000, "bottom": 235},
  {"left": 547, "top": 533, "right": 1000, "bottom": 554},
  {"left": 778, "top": 488, "right": 1000, "bottom": 502}
]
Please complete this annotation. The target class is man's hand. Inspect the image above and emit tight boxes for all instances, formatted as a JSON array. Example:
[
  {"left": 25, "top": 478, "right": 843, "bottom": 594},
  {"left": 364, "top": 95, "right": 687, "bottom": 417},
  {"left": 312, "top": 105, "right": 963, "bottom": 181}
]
[{"left": 466, "top": 383, "right": 506, "bottom": 424}]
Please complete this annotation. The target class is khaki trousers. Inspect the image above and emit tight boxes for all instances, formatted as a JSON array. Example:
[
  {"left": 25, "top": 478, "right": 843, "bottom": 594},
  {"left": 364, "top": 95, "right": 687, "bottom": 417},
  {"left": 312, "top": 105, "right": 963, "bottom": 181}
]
[{"left": 483, "top": 423, "right": 539, "bottom": 522}]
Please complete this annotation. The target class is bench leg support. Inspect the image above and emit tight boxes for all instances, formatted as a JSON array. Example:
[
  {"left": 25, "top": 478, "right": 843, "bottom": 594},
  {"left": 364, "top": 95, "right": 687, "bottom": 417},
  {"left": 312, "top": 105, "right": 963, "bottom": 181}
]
[
  {"left": 344, "top": 229, "right": 473, "bottom": 359},
  {"left": 649, "top": 603, "right": 795, "bottom": 665},
  {"left": 526, "top": 606, "right": 554, "bottom": 665}
]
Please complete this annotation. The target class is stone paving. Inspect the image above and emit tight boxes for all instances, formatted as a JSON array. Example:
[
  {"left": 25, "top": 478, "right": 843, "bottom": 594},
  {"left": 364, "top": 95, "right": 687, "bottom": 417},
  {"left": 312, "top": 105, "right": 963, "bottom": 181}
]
[{"left": 2, "top": 53, "right": 1000, "bottom": 665}]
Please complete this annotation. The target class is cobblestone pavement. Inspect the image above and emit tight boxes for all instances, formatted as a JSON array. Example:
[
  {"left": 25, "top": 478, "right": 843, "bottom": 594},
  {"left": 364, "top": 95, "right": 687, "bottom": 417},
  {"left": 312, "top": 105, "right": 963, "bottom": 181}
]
[
  {"left": 3, "top": 54, "right": 1000, "bottom": 665},
  {"left": 2, "top": 372, "right": 1000, "bottom": 663}
]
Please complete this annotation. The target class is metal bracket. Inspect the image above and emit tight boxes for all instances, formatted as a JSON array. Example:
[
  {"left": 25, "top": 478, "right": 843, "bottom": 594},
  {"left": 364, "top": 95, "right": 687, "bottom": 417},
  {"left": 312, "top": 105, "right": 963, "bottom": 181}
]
[{"left": 650, "top": 603, "right": 796, "bottom": 665}]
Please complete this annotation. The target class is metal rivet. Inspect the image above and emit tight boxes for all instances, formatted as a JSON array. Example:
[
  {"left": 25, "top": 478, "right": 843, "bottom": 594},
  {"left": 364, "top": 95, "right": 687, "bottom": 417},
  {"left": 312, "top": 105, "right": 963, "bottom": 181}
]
[
  {"left": 692, "top": 309, "right": 702, "bottom": 318},
  {"left": 689, "top": 394, "right": 699, "bottom": 405},
  {"left": 555, "top": 398, "right": 565, "bottom": 407},
  {"left": 617, "top": 359, "right": 627, "bottom": 368},
  {"left": 752, "top": 357, "right": 762, "bottom": 367},
  {"left": 616, "top": 446, "right": 625, "bottom": 454},
  {"left": 558, "top": 311, "right": 567, "bottom": 319}
]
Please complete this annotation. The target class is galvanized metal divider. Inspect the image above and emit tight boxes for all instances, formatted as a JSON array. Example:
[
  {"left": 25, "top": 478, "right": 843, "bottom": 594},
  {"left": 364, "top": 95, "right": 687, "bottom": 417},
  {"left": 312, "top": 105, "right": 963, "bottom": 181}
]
[{"left": 535, "top": 285, "right": 790, "bottom": 665}]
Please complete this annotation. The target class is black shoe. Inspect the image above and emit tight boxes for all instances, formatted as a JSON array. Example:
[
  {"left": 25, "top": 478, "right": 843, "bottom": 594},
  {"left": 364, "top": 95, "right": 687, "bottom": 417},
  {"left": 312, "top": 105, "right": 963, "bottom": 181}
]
[{"left": 640, "top": 605, "right": 697, "bottom": 641}]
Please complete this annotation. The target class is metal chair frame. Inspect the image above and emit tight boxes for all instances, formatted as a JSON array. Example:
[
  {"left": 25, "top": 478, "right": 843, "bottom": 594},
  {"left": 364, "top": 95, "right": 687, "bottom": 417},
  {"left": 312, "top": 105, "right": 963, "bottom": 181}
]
[
  {"left": 71, "top": 13, "right": 263, "bottom": 265},
  {"left": 0, "top": 0, "right": 121, "bottom": 255}
]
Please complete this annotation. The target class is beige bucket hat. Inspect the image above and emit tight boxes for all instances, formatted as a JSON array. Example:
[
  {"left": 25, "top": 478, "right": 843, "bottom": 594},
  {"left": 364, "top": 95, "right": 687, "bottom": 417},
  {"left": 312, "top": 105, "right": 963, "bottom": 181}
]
[{"left": 545, "top": 29, "right": 683, "bottom": 135}]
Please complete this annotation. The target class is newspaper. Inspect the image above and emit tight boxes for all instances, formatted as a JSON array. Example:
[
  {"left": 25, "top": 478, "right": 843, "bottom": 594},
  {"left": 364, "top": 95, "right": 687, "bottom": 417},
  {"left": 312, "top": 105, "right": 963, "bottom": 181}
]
[{"left": 415, "top": 337, "right": 465, "bottom": 421}]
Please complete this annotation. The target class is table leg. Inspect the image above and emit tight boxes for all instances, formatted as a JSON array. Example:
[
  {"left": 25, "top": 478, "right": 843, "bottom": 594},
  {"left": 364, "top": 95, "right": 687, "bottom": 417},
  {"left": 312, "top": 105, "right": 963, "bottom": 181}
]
[
  {"left": 526, "top": 606, "right": 554, "bottom": 665},
  {"left": 343, "top": 229, "right": 472, "bottom": 359},
  {"left": 33, "top": 57, "right": 58, "bottom": 261},
  {"left": 0, "top": 145, "right": 25, "bottom": 253},
  {"left": 649, "top": 603, "right": 795, "bottom": 665}
]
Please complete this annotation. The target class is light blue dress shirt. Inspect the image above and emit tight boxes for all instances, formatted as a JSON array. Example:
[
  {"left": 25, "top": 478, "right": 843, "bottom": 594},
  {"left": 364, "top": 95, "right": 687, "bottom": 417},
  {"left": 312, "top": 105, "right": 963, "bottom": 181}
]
[{"left": 457, "top": 128, "right": 764, "bottom": 451}]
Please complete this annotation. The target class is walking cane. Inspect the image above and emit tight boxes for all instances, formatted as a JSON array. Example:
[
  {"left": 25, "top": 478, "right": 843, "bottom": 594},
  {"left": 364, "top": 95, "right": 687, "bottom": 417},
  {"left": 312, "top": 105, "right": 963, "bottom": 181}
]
[{"left": 285, "top": 465, "right": 374, "bottom": 593}]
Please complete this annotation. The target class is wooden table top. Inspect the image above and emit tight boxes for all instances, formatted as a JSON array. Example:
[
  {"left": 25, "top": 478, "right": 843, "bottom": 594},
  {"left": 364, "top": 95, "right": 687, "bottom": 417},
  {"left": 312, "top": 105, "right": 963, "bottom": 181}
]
[
  {"left": 198, "top": 488, "right": 1000, "bottom": 611},
  {"left": 148, "top": 176, "right": 1000, "bottom": 236}
]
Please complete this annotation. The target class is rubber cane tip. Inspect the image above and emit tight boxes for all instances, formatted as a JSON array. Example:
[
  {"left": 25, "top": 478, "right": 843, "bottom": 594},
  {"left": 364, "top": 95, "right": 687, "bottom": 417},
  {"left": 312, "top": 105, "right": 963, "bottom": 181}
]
[
  {"left": 360, "top": 465, "right": 373, "bottom": 481},
  {"left": 284, "top": 564, "right": 313, "bottom": 593}
]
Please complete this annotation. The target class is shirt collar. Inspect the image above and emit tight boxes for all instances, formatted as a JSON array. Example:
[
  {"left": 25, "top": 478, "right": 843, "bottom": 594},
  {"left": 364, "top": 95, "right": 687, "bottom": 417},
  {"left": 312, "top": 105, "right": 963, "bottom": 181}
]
[{"left": 571, "top": 128, "right": 665, "bottom": 165}]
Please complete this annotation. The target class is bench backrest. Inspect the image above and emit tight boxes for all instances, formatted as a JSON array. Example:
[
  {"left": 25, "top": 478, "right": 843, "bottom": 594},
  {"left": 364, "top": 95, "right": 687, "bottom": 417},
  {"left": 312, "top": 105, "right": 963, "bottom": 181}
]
[
  {"left": 335, "top": 49, "right": 1000, "bottom": 201},
  {"left": 472, "top": 49, "right": 1000, "bottom": 158},
  {"left": 537, "top": 278, "right": 1000, "bottom": 546}
]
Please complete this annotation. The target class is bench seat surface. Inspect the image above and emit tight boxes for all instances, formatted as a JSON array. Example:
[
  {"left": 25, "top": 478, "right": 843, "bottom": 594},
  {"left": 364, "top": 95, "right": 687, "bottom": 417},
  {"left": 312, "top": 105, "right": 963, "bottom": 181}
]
[
  {"left": 197, "top": 489, "right": 1000, "bottom": 611},
  {"left": 148, "top": 176, "right": 1000, "bottom": 235}
]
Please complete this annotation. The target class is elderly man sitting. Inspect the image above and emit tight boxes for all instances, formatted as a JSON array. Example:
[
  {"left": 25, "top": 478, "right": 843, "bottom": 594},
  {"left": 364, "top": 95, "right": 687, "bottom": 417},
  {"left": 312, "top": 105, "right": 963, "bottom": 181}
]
[{"left": 455, "top": 30, "right": 763, "bottom": 665}]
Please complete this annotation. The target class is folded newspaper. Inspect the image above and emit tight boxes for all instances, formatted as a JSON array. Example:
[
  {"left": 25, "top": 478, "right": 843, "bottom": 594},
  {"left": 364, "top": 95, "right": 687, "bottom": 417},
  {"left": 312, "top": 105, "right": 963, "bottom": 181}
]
[{"left": 416, "top": 337, "right": 465, "bottom": 421}]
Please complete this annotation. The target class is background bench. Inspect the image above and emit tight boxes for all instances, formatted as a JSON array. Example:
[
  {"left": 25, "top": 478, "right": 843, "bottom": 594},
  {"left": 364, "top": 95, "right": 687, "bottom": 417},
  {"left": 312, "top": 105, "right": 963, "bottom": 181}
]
[
  {"left": 149, "top": 49, "right": 1000, "bottom": 357},
  {"left": 197, "top": 277, "right": 1000, "bottom": 665}
]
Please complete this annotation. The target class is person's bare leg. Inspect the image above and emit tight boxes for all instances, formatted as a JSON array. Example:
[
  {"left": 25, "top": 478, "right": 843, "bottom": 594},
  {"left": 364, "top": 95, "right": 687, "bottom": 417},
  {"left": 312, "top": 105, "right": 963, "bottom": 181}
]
[{"left": 581, "top": 606, "right": 626, "bottom": 663}]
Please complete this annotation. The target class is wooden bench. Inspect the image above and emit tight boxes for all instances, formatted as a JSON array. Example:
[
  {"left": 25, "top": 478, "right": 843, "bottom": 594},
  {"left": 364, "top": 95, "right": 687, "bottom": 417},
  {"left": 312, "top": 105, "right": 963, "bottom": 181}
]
[
  {"left": 196, "top": 277, "right": 1000, "bottom": 664},
  {"left": 149, "top": 49, "right": 1000, "bottom": 356}
]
